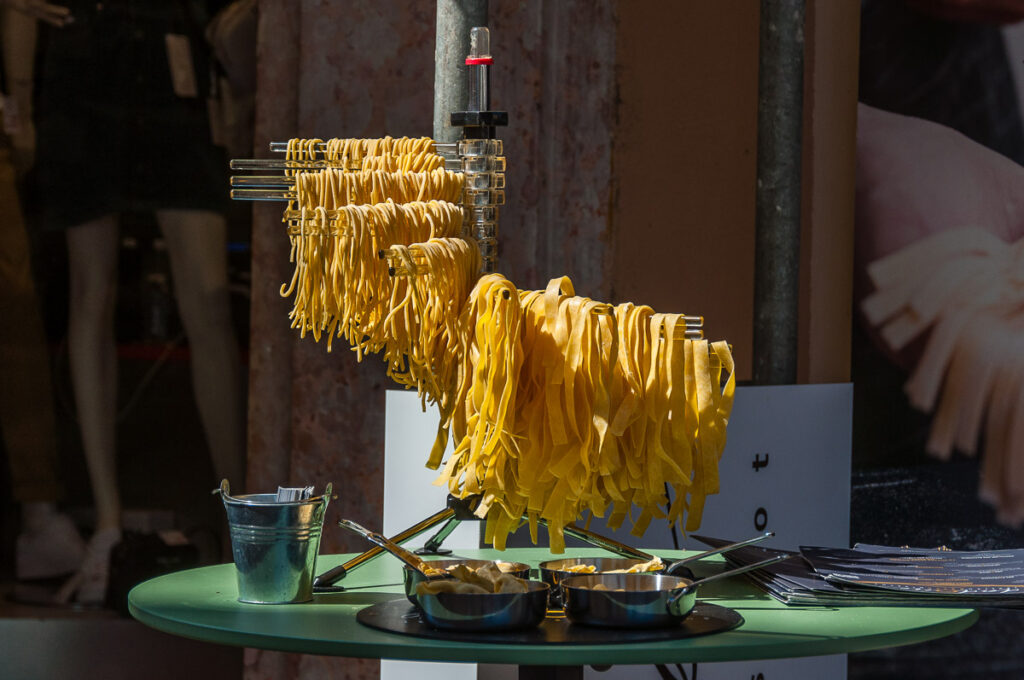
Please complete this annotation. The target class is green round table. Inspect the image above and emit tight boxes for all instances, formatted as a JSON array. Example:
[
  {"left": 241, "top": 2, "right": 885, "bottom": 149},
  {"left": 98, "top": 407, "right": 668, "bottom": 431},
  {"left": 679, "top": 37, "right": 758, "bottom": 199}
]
[{"left": 129, "top": 548, "right": 978, "bottom": 666}]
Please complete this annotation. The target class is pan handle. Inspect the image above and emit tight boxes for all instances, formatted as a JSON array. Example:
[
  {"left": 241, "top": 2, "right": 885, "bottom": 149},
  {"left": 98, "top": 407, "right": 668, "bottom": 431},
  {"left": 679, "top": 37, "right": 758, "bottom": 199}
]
[
  {"left": 665, "top": 532, "right": 775, "bottom": 575},
  {"left": 552, "top": 521, "right": 656, "bottom": 561},
  {"left": 668, "top": 553, "right": 793, "bottom": 604}
]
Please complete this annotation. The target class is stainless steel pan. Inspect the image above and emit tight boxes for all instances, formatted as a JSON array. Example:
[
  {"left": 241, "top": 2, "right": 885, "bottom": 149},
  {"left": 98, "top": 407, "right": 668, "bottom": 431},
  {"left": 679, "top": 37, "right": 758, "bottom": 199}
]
[
  {"left": 561, "top": 554, "right": 790, "bottom": 628},
  {"left": 539, "top": 532, "right": 775, "bottom": 606},
  {"left": 416, "top": 580, "right": 550, "bottom": 632}
]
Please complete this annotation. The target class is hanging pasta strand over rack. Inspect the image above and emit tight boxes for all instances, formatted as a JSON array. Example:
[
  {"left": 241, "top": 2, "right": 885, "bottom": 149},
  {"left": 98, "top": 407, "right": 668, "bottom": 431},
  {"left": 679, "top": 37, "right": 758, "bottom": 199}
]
[
  {"left": 289, "top": 168, "right": 465, "bottom": 210},
  {"left": 281, "top": 200, "right": 464, "bottom": 353},
  {"left": 384, "top": 238, "right": 483, "bottom": 403}
]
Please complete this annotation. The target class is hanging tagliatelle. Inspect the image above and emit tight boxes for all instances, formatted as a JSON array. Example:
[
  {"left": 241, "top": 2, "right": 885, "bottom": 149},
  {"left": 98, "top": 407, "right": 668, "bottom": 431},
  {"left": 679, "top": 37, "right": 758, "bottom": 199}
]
[
  {"left": 360, "top": 152, "right": 447, "bottom": 173},
  {"left": 288, "top": 136, "right": 439, "bottom": 169},
  {"left": 291, "top": 168, "right": 464, "bottom": 212},
  {"left": 501, "top": 277, "right": 620, "bottom": 552},
  {"left": 322, "top": 135, "right": 437, "bottom": 168},
  {"left": 433, "top": 274, "right": 524, "bottom": 515},
  {"left": 383, "top": 237, "right": 482, "bottom": 402},
  {"left": 279, "top": 200, "right": 465, "bottom": 353},
  {"left": 284, "top": 137, "right": 448, "bottom": 213},
  {"left": 430, "top": 274, "right": 736, "bottom": 553}
]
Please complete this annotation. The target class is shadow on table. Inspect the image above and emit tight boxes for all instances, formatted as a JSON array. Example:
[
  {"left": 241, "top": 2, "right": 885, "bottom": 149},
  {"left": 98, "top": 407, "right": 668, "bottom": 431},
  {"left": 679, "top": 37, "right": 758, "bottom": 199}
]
[{"left": 314, "top": 590, "right": 403, "bottom": 606}]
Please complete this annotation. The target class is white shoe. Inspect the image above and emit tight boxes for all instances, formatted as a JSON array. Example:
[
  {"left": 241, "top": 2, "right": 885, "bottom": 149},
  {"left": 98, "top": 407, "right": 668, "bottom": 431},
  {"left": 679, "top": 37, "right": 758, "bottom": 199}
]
[
  {"left": 16, "top": 511, "right": 87, "bottom": 581},
  {"left": 53, "top": 527, "right": 122, "bottom": 606}
]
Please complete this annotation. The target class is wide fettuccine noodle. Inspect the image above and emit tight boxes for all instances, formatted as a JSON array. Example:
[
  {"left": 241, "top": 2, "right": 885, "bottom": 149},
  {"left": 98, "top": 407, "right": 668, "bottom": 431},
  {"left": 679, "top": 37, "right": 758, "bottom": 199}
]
[
  {"left": 385, "top": 237, "right": 481, "bottom": 403},
  {"left": 290, "top": 136, "right": 442, "bottom": 169}
]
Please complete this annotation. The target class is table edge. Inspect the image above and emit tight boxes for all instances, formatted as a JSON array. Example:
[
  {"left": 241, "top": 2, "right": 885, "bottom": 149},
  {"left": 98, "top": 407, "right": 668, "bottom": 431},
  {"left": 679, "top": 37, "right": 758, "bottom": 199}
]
[{"left": 128, "top": 593, "right": 980, "bottom": 665}]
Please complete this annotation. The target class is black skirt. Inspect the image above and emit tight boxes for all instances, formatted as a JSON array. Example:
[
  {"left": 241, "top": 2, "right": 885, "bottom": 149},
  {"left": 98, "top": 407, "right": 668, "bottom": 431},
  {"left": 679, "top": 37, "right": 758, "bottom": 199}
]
[{"left": 34, "top": 0, "right": 229, "bottom": 230}]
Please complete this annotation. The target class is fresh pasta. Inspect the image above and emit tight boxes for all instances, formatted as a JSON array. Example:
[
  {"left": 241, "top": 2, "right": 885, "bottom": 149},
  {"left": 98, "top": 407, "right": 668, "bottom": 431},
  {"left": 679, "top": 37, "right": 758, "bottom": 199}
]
[
  {"left": 285, "top": 136, "right": 446, "bottom": 173},
  {"left": 383, "top": 237, "right": 482, "bottom": 402},
  {"left": 431, "top": 275, "right": 735, "bottom": 553},
  {"left": 291, "top": 168, "right": 464, "bottom": 212},
  {"left": 277, "top": 135, "right": 735, "bottom": 553},
  {"left": 279, "top": 200, "right": 464, "bottom": 353}
]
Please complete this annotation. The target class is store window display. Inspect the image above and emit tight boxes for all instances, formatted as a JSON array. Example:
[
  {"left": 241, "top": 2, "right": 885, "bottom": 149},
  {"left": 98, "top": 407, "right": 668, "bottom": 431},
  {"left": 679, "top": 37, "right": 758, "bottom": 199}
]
[{"left": 9, "top": 0, "right": 245, "bottom": 605}]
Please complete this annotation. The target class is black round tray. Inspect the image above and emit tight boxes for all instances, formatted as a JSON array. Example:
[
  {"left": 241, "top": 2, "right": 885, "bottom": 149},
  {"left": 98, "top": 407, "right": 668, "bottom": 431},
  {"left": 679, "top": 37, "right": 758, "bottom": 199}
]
[{"left": 356, "top": 598, "right": 743, "bottom": 645}]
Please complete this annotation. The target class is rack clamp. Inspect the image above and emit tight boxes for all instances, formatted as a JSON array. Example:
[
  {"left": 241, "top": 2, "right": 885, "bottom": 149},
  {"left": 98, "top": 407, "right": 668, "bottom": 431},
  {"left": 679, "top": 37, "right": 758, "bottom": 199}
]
[
  {"left": 450, "top": 110, "right": 508, "bottom": 141},
  {"left": 414, "top": 494, "right": 482, "bottom": 556}
]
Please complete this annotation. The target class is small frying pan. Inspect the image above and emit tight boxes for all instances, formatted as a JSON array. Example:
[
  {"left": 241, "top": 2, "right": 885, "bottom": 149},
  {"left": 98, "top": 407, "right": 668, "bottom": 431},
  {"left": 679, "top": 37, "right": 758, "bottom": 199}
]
[
  {"left": 539, "top": 531, "right": 775, "bottom": 606},
  {"left": 561, "top": 554, "right": 791, "bottom": 628},
  {"left": 416, "top": 580, "right": 551, "bottom": 632}
]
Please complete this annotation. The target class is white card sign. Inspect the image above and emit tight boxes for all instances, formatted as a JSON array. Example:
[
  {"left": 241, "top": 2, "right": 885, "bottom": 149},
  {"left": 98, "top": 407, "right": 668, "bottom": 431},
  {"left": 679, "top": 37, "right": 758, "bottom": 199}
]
[
  {"left": 383, "top": 390, "right": 478, "bottom": 680},
  {"left": 575, "top": 384, "right": 853, "bottom": 680},
  {"left": 691, "top": 383, "right": 852, "bottom": 552},
  {"left": 382, "top": 389, "right": 479, "bottom": 547}
]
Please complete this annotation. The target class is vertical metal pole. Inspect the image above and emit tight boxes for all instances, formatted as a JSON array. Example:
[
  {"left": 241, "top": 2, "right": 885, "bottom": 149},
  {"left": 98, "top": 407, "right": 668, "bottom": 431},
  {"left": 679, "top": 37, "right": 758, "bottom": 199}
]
[
  {"left": 753, "top": 0, "right": 805, "bottom": 385},
  {"left": 434, "top": 0, "right": 489, "bottom": 143}
]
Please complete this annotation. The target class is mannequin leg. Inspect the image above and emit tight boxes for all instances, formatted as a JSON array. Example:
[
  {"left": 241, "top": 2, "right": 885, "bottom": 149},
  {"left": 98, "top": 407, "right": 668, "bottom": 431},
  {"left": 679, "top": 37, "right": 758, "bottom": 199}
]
[
  {"left": 58, "top": 215, "right": 122, "bottom": 604},
  {"left": 66, "top": 215, "right": 121, "bottom": 530},
  {"left": 156, "top": 209, "right": 245, "bottom": 488}
]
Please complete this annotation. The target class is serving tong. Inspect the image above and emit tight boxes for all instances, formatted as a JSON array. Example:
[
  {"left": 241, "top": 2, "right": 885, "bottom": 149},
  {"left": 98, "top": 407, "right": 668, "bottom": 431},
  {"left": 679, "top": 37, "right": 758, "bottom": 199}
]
[
  {"left": 565, "top": 530, "right": 775, "bottom": 579},
  {"left": 337, "top": 518, "right": 449, "bottom": 581}
]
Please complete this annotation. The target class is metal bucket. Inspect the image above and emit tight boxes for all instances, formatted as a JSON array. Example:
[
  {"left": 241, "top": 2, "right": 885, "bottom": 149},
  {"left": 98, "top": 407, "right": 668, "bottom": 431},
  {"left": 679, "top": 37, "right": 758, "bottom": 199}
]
[{"left": 216, "top": 480, "right": 332, "bottom": 604}]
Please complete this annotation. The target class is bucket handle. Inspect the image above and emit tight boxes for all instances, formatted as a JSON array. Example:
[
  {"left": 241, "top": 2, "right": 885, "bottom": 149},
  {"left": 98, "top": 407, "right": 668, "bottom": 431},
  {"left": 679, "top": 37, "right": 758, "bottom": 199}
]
[
  {"left": 213, "top": 478, "right": 232, "bottom": 499},
  {"left": 213, "top": 479, "right": 334, "bottom": 507},
  {"left": 315, "top": 483, "right": 333, "bottom": 522}
]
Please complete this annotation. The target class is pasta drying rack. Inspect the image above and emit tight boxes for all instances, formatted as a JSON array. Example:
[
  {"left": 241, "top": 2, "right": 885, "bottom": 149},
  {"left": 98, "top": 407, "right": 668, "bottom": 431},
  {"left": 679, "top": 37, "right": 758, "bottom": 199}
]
[{"left": 229, "top": 26, "right": 706, "bottom": 590}]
